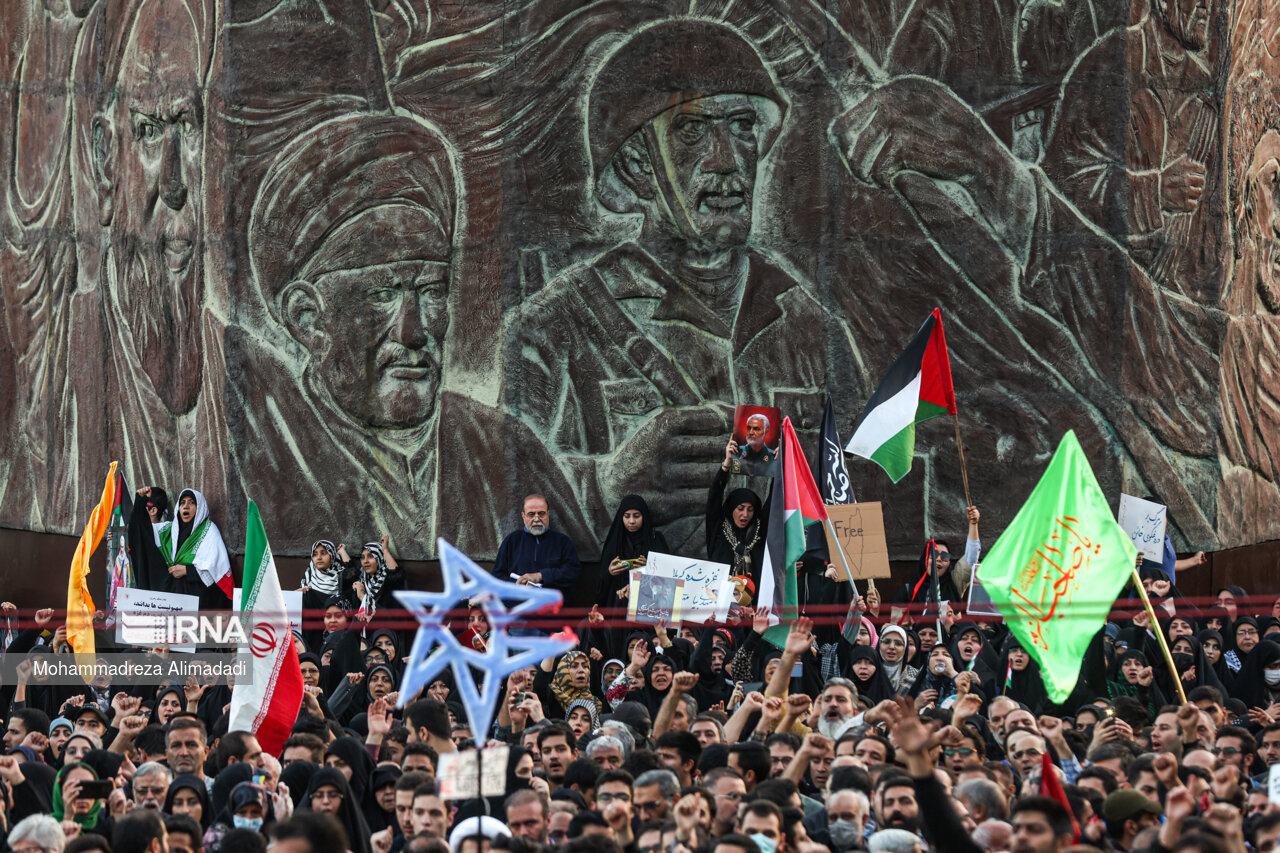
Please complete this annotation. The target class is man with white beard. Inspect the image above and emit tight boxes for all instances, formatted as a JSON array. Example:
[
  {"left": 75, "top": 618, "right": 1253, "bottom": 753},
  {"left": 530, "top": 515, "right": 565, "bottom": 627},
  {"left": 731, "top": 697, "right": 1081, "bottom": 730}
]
[
  {"left": 817, "top": 679, "right": 860, "bottom": 739},
  {"left": 491, "top": 495, "right": 582, "bottom": 591}
]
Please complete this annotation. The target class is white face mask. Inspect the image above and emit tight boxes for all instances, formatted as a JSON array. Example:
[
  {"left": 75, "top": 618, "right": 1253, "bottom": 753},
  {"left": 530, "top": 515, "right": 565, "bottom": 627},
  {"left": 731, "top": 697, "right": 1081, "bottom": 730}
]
[{"left": 1265, "top": 668, "right": 1280, "bottom": 687}]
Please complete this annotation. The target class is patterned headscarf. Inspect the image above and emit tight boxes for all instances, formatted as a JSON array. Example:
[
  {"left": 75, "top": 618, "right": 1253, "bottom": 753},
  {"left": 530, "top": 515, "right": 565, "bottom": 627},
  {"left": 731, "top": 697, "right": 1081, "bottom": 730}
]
[
  {"left": 359, "top": 542, "right": 390, "bottom": 614},
  {"left": 302, "top": 540, "right": 342, "bottom": 595}
]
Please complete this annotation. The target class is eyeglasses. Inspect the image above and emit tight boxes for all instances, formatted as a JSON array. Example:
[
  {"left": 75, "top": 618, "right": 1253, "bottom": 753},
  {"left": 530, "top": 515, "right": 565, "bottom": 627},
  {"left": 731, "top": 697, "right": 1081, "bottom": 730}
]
[
  {"left": 597, "top": 792, "right": 631, "bottom": 803},
  {"left": 936, "top": 554, "right": 952, "bottom": 562},
  {"left": 1211, "top": 746, "right": 1242, "bottom": 756},
  {"left": 943, "top": 748, "right": 975, "bottom": 757},
  {"left": 134, "top": 786, "right": 167, "bottom": 796},
  {"left": 638, "top": 845, "right": 662, "bottom": 853},
  {"left": 636, "top": 801, "right": 662, "bottom": 812}
]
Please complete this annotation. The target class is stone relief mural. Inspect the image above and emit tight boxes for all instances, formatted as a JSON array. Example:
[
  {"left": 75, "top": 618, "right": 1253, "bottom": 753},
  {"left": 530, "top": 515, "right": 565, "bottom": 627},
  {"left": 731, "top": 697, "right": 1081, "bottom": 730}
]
[{"left": 0, "top": 0, "right": 1275, "bottom": 560}]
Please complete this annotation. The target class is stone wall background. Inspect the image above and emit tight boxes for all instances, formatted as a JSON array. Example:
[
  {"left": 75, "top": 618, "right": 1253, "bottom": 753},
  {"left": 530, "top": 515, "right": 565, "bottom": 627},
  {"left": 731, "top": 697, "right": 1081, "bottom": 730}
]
[{"left": 2, "top": 0, "right": 1278, "bottom": 562}]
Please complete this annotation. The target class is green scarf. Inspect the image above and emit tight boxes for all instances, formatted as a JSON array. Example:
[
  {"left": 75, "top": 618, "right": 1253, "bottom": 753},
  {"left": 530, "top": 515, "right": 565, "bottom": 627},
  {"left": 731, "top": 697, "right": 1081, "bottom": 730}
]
[
  {"left": 52, "top": 763, "right": 104, "bottom": 827},
  {"left": 159, "top": 518, "right": 210, "bottom": 567}
]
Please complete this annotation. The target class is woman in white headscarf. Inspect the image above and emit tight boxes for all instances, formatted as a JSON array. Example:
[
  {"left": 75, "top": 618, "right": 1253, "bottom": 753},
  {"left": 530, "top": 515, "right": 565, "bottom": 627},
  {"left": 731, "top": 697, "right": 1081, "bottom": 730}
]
[{"left": 131, "top": 486, "right": 232, "bottom": 608}]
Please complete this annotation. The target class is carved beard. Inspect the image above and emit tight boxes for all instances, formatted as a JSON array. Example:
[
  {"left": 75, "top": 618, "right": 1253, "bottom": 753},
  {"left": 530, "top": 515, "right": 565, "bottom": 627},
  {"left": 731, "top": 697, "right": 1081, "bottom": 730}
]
[{"left": 109, "top": 228, "right": 204, "bottom": 415}]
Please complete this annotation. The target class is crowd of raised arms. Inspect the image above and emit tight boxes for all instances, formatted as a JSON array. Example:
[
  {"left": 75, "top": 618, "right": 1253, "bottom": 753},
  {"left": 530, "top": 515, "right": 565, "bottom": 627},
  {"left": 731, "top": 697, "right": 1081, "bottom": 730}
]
[{"left": 1, "top": 439, "right": 1279, "bottom": 853}]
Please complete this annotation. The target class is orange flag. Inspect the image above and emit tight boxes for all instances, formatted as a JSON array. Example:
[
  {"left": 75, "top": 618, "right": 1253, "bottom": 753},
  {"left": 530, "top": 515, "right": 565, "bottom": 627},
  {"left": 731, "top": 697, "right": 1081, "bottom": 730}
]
[{"left": 67, "top": 462, "right": 118, "bottom": 671}]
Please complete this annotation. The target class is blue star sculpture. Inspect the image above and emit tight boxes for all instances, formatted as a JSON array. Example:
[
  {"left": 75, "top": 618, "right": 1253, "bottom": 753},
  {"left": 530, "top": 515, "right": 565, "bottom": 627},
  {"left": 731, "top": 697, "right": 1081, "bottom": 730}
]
[{"left": 394, "top": 538, "right": 575, "bottom": 741}]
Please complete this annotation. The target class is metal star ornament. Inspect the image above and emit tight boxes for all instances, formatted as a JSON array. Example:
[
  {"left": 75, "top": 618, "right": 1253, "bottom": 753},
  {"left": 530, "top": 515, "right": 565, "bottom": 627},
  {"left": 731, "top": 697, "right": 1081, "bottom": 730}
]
[{"left": 394, "top": 538, "right": 575, "bottom": 740}]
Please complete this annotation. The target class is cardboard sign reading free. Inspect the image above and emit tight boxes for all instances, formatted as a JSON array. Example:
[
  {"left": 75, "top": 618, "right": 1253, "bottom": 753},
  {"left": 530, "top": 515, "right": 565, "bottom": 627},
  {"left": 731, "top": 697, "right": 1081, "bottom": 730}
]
[{"left": 822, "top": 502, "right": 892, "bottom": 580}]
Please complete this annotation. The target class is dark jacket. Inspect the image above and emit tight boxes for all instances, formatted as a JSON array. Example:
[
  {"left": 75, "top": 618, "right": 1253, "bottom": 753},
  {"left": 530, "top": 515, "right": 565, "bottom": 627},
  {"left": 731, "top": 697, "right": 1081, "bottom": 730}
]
[{"left": 492, "top": 528, "right": 582, "bottom": 591}]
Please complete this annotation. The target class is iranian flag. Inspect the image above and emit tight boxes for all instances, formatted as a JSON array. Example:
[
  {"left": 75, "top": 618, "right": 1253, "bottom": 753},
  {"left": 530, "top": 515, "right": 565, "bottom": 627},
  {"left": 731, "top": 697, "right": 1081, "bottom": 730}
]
[
  {"left": 845, "top": 308, "right": 956, "bottom": 482},
  {"left": 229, "top": 500, "right": 303, "bottom": 755},
  {"left": 760, "top": 418, "right": 828, "bottom": 648}
]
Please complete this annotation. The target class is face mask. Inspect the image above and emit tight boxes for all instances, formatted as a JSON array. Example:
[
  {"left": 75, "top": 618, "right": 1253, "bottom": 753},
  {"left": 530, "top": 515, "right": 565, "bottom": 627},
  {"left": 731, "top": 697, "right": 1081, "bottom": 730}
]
[
  {"left": 1171, "top": 653, "right": 1194, "bottom": 672},
  {"left": 233, "top": 816, "right": 264, "bottom": 831},
  {"left": 829, "top": 819, "right": 862, "bottom": 849},
  {"left": 1265, "top": 668, "right": 1280, "bottom": 686},
  {"left": 750, "top": 834, "right": 778, "bottom": 853}
]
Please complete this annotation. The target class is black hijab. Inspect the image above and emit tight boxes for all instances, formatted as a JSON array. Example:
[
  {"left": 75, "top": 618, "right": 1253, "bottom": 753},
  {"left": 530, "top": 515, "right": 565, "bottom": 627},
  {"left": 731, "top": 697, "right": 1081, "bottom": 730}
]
[
  {"left": 279, "top": 761, "right": 319, "bottom": 810},
  {"left": 322, "top": 629, "right": 365, "bottom": 697},
  {"left": 165, "top": 773, "right": 214, "bottom": 830},
  {"left": 948, "top": 622, "right": 1000, "bottom": 691},
  {"left": 1229, "top": 639, "right": 1280, "bottom": 708},
  {"left": 598, "top": 495, "right": 668, "bottom": 606},
  {"left": 302, "top": 767, "right": 373, "bottom": 853},
  {"left": 1197, "top": 628, "right": 1230, "bottom": 684},
  {"left": 708, "top": 486, "right": 766, "bottom": 584},
  {"left": 1107, "top": 648, "right": 1149, "bottom": 683},
  {"left": 847, "top": 646, "right": 895, "bottom": 704},
  {"left": 324, "top": 736, "right": 377, "bottom": 807},
  {"left": 367, "top": 631, "right": 402, "bottom": 668},
  {"left": 211, "top": 764, "right": 256, "bottom": 818},
  {"left": 174, "top": 489, "right": 198, "bottom": 553},
  {"left": 1000, "top": 635, "right": 1050, "bottom": 715},
  {"left": 1164, "top": 633, "right": 1224, "bottom": 695},
  {"left": 365, "top": 764, "right": 401, "bottom": 833},
  {"left": 900, "top": 539, "right": 961, "bottom": 606}
]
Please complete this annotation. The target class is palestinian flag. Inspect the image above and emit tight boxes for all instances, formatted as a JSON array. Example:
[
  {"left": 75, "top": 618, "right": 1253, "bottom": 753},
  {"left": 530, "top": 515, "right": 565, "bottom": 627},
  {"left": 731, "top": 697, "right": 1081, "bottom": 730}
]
[
  {"left": 760, "top": 418, "right": 828, "bottom": 648},
  {"left": 846, "top": 308, "right": 956, "bottom": 482},
  {"left": 229, "top": 500, "right": 304, "bottom": 755}
]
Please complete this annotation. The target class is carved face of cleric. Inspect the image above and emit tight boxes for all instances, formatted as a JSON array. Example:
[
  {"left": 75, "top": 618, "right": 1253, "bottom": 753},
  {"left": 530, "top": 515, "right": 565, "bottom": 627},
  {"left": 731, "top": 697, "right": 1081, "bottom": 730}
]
[{"left": 287, "top": 209, "right": 451, "bottom": 430}]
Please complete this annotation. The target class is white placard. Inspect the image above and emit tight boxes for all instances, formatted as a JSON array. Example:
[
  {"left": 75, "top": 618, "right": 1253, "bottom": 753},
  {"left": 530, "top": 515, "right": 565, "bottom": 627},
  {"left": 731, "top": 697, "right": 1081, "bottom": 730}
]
[
  {"left": 645, "top": 552, "right": 732, "bottom": 624},
  {"left": 1270, "top": 764, "right": 1280, "bottom": 805},
  {"left": 437, "top": 746, "right": 510, "bottom": 799},
  {"left": 233, "top": 588, "right": 303, "bottom": 635},
  {"left": 114, "top": 587, "right": 202, "bottom": 653},
  {"left": 1118, "top": 494, "right": 1167, "bottom": 563}
]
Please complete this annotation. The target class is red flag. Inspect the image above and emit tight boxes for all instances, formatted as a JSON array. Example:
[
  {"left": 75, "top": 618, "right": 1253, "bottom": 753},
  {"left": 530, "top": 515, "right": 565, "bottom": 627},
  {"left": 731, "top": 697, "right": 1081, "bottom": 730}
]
[{"left": 1039, "top": 751, "right": 1080, "bottom": 843}]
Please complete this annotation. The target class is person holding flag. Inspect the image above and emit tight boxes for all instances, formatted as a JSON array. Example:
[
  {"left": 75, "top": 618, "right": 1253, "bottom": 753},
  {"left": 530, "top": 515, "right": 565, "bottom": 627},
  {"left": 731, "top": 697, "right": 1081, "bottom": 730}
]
[
  {"left": 129, "top": 486, "right": 233, "bottom": 609},
  {"left": 891, "top": 507, "right": 982, "bottom": 610}
]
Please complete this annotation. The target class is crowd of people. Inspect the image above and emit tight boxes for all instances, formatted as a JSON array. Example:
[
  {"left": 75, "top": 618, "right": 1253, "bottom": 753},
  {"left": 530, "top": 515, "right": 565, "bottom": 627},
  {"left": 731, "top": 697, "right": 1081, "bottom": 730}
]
[{"left": 1, "top": 440, "right": 1279, "bottom": 853}]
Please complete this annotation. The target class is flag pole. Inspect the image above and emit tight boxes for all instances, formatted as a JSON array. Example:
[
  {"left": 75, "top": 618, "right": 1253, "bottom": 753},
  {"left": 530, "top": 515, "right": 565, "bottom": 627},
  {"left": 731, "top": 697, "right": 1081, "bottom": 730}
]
[
  {"left": 1129, "top": 567, "right": 1187, "bottom": 704},
  {"left": 823, "top": 518, "right": 858, "bottom": 587},
  {"left": 824, "top": 517, "right": 863, "bottom": 645},
  {"left": 953, "top": 414, "right": 973, "bottom": 509}
]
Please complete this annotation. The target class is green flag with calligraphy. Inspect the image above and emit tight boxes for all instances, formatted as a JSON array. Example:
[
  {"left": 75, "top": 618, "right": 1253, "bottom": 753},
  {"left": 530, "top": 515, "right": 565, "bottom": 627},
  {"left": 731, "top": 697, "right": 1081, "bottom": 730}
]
[{"left": 979, "top": 431, "right": 1137, "bottom": 702}]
